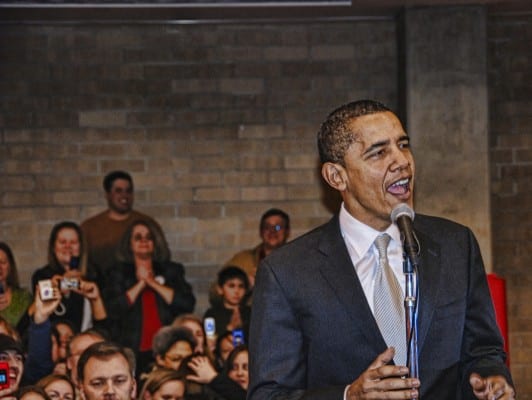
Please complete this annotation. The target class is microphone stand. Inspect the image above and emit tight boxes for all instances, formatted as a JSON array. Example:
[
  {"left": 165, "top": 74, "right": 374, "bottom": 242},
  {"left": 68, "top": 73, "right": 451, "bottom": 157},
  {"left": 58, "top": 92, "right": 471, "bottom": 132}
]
[{"left": 403, "top": 255, "right": 419, "bottom": 396}]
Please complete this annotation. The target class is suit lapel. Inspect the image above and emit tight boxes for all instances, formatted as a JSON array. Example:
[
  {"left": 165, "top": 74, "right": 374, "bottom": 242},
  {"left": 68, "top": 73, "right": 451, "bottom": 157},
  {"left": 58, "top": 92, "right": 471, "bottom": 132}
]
[
  {"left": 316, "top": 217, "right": 387, "bottom": 352},
  {"left": 413, "top": 228, "right": 442, "bottom": 354}
]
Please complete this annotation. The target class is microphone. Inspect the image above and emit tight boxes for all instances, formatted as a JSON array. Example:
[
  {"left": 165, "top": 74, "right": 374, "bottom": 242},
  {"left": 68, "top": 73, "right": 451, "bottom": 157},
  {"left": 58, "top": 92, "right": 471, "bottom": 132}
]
[{"left": 390, "top": 203, "right": 419, "bottom": 268}]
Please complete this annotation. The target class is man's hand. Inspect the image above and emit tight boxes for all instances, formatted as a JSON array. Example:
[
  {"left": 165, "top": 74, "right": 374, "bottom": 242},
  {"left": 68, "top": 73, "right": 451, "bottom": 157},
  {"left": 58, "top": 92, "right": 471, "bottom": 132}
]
[
  {"left": 470, "top": 373, "right": 515, "bottom": 400},
  {"left": 346, "top": 348, "right": 420, "bottom": 400}
]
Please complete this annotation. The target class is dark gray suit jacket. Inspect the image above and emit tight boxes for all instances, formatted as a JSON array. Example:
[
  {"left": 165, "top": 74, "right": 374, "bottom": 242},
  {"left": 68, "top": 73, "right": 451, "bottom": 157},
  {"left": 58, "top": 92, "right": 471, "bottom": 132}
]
[{"left": 248, "top": 214, "right": 512, "bottom": 400}]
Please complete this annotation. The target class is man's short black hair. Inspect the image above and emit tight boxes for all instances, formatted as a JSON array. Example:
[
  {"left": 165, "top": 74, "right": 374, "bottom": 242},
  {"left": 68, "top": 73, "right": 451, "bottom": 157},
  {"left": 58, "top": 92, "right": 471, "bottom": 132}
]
[
  {"left": 217, "top": 265, "right": 249, "bottom": 290},
  {"left": 103, "top": 170, "right": 133, "bottom": 193},
  {"left": 260, "top": 208, "right": 290, "bottom": 230}
]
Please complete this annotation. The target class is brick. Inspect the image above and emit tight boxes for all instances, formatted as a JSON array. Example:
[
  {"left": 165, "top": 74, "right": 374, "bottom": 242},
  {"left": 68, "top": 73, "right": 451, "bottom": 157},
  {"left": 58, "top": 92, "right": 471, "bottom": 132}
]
[
  {"left": 237, "top": 124, "right": 283, "bottom": 139},
  {"left": 79, "top": 111, "right": 127, "bottom": 128},
  {"left": 99, "top": 160, "right": 146, "bottom": 174},
  {"left": 264, "top": 46, "right": 308, "bottom": 61},
  {"left": 219, "top": 79, "right": 264, "bottom": 95},
  {"left": 194, "top": 187, "right": 240, "bottom": 202},
  {"left": 224, "top": 171, "right": 269, "bottom": 186},
  {"left": 241, "top": 186, "right": 286, "bottom": 201}
]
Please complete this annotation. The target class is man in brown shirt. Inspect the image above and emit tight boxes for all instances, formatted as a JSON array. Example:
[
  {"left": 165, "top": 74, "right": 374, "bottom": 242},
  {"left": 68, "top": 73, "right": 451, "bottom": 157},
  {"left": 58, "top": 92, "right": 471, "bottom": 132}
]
[{"left": 81, "top": 170, "right": 162, "bottom": 291}]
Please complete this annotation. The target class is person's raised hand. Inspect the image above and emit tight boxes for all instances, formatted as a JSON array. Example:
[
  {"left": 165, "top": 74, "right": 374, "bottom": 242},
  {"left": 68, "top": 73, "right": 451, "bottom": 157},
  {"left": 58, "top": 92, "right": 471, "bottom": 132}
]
[
  {"left": 187, "top": 355, "right": 218, "bottom": 383},
  {"left": 33, "top": 283, "right": 62, "bottom": 324},
  {"left": 346, "top": 347, "right": 420, "bottom": 400},
  {"left": 469, "top": 373, "right": 515, "bottom": 400}
]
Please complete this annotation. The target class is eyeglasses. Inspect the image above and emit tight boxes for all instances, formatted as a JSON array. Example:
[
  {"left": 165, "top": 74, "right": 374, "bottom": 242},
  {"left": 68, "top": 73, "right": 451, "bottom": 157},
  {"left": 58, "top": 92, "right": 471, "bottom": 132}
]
[{"left": 261, "top": 224, "right": 285, "bottom": 233}]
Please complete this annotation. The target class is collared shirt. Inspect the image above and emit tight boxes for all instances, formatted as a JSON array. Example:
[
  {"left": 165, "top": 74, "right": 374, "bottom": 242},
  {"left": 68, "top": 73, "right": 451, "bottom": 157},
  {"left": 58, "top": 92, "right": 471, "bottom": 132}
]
[{"left": 339, "top": 203, "right": 406, "bottom": 314}]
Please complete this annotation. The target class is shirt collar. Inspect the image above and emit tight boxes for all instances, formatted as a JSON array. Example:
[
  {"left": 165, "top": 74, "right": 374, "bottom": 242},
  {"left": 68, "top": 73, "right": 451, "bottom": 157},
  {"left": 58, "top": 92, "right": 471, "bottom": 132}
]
[{"left": 339, "top": 203, "right": 401, "bottom": 260}]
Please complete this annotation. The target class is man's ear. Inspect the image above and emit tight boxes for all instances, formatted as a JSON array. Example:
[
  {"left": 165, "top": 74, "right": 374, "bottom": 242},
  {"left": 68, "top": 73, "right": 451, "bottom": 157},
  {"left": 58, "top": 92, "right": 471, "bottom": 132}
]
[
  {"left": 155, "top": 354, "right": 164, "bottom": 366},
  {"left": 321, "top": 162, "right": 347, "bottom": 192},
  {"left": 131, "top": 378, "right": 137, "bottom": 400},
  {"left": 216, "top": 285, "right": 223, "bottom": 296}
]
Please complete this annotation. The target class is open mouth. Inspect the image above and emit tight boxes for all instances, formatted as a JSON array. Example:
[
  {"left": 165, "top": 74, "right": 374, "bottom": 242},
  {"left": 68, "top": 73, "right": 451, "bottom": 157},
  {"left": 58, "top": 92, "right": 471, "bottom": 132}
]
[{"left": 387, "top": 178, "right": 410, "bottom": 196}]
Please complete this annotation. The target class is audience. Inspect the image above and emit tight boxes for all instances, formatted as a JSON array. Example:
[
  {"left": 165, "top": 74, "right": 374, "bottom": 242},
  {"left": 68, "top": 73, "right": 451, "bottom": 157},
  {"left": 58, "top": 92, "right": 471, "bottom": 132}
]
[
  {"left": 138, "top": 368, "right": 186, "bottom": 400},
  {"left": 0, "top": 243, "right": 32, "bottom": 328},
  {"left": 35, "top": 374, "right": 75, "bottom": 400},
  {"left": 76, "top": 341, "right": 137, "bottom": 400},
  {"left": 203, "top": 266, "right": 251, "bottom": 342},
  {"left": 81, "top": 170, "right": 164, "bottom": 291},
  {"left": 104, "top": 219, "right": 195, "bottom": 372},
  {"left": 28, "top": 221, "right": 107, "bottom": 333},
  {"left": 2, "top": 173, "right": 510, "bottom": 400}
]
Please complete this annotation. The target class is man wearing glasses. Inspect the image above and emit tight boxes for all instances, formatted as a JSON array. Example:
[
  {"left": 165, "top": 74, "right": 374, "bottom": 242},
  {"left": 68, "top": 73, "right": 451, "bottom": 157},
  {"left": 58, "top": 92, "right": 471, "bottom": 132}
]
[{"left": 225, "top": 208, "right": 290, "bottom": 290}]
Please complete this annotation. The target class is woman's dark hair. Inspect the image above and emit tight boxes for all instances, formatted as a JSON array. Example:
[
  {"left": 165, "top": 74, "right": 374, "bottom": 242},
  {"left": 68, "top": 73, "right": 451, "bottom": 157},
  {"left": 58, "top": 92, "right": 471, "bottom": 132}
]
[
  {"left": 116, "top": 219, "right": 170, "bottom": 264},
  {"left": 0, "top": 242, "right": 21, "bottom": 288},
  {"left": 152, "top": 326, "right": 196, "bottom": 359},
  {"left": 224, "top": 344, "right": 248, "bottom": 375}
]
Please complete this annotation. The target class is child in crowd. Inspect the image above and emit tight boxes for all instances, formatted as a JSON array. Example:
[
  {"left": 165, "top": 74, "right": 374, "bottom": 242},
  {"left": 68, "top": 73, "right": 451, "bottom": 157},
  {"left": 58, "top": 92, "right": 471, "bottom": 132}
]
[{"left": 202, "top": 266, "right": 251, "bottom": 344}]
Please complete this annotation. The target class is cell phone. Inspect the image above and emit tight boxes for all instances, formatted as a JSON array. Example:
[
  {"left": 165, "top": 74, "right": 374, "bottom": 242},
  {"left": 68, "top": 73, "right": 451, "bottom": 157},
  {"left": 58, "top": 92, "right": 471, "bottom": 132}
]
[
  {"left": 204, "top": 317, "right": 216, "bottom": 338},
  {"left": 232, "top": 328, "right": 245, "bottom": 346},
  {"left": 38, "top": 279, "right": 57, "bottom": 301},
  {"left": 0, "top": 362, "right": 9, "bottom": 390},
  {"left": 0, "top": 282, "right": 4, "bottom": 295},
  {"left": 69, "top": 256, "right": 80, "bottom": 270}
]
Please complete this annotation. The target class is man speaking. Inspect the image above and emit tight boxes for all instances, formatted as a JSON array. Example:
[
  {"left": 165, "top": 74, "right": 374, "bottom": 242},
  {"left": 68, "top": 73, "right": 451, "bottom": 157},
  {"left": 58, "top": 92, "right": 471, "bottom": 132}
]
[{"left": 248, "top": 100, "right": 514, "bottom": 399}]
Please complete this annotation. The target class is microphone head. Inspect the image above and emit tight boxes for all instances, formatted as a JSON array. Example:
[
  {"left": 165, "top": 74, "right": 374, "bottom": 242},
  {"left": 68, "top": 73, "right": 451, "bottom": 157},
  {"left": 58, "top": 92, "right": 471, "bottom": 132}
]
[{"left": 391, "top": 203, "right": 415, "bottom": 223}]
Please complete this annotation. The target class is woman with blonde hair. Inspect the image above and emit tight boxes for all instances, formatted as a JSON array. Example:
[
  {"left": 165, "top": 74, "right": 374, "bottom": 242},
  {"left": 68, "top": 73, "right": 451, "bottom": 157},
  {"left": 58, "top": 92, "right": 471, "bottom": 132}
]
[{"left": 36, "top": 373, "right": 75, "bottom": 400}]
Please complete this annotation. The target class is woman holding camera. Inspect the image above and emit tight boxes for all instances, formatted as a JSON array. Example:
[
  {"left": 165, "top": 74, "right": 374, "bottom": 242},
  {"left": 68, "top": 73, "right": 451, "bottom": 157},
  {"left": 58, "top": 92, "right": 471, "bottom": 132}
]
[
  {"left": 28, "top": 221, "right": 107, "bottom": 332},
  {"left": 104, "top": 219, "right": 195, "bottom": 373}
]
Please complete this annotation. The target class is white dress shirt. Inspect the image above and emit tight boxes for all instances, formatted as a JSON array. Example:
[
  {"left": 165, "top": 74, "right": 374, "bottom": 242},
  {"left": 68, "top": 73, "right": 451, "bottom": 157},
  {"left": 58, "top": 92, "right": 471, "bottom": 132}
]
[{"left": 339, "top": 203, "right": 406, "bottom": 308}]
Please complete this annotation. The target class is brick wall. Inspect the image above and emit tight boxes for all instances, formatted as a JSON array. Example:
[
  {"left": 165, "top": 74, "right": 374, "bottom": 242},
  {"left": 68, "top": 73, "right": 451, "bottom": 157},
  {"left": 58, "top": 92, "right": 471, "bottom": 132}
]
[
  {"left": 488, "top": 13, "right": 532, "bottom": 397},
  {"left": 0, "top": 20, "right": 398, "bottom": 313}
]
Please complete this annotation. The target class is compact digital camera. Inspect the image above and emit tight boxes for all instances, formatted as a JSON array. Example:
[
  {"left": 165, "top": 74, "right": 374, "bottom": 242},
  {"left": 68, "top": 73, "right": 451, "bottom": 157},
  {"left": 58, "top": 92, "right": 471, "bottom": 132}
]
[
  {"left": 60, "top": 277, "right": 80, "bottom": 291},
  {"left": 38, "top": 279, "right": 56, "bottom": 301}
]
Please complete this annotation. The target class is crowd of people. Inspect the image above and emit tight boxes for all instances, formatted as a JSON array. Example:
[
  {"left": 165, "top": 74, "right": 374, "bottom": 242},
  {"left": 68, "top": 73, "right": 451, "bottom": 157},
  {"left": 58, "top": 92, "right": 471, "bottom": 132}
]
[
  {"left": 0, "top": 170, "right": 291, "bottom": 400},
  {"left": 0, "top": 99, "right": 515, "bottom": 400}
]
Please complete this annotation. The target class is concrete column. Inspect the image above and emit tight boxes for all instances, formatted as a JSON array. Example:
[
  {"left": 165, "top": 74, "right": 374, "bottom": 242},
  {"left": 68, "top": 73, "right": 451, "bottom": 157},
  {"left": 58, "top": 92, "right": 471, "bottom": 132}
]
[{"left": 399, "top": 6, "right": 492, "bottom": 270}]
